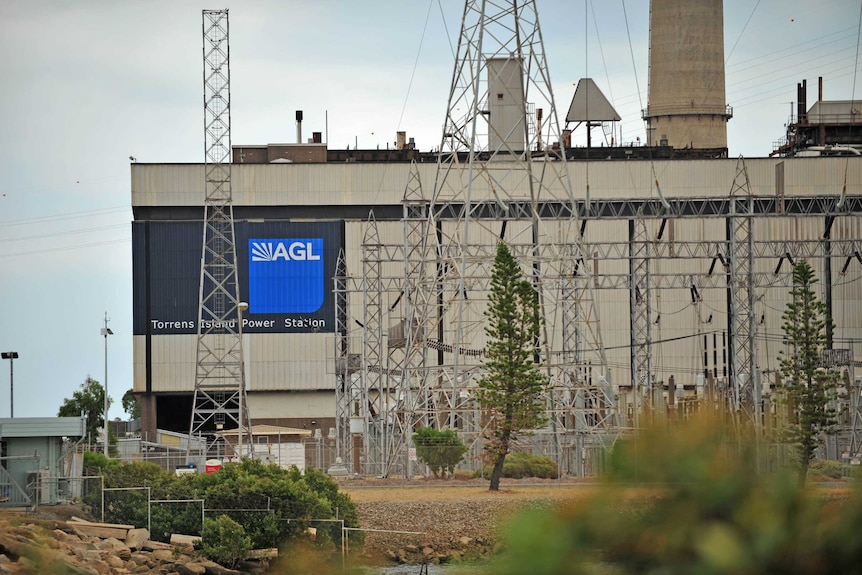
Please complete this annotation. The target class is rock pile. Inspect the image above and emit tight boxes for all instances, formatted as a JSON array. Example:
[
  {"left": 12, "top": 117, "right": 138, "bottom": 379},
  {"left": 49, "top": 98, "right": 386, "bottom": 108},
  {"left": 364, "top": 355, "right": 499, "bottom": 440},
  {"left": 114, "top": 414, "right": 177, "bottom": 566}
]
[{"left": 0, "top": 517, "right": 270, "bottom": 575}]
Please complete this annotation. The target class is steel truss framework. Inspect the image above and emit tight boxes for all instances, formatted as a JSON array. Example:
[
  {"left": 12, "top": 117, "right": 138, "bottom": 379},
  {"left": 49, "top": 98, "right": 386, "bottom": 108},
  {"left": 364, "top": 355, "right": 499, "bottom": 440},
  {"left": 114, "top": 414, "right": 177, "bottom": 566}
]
[
  {"left": 333, "top": 2, "right": 862, "bottom": 477},
  {"left": 188, "top": 9, "right": 252, "bottom": 463},
  {"left": 336, "top": 0, "right": 610, "bottom": 478},
  {"left": 727, "top": 158, "right": 758, "bottom": 429},
  {"left": 336, "top": 200, "right": 862, "bottom": 476},
  {"left": 403, "top": 195, "right": 862, "bottom": 221}
]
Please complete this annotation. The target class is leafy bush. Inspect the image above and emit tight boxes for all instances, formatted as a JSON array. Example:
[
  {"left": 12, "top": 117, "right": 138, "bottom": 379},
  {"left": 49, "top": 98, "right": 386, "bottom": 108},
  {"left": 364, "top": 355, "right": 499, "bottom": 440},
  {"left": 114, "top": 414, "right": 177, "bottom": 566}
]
[
  {"left": 504, "top": 452, "right": 558, "bottom": 479},
  {"left": 83, "top": 461, "right": 171, "bottom": 527},
  {"left": 82, "top": 451, "right": 122, "bottom": 473},
  {"left": 413, "top": 427, "right": 469, "bottom": 478},
  {"left": 483, "top": 415, "right": 862, "bottom": 575},
  {"left": 476, "top": 451, "right": 559, "bottom": 479},
  {"left": 808, "top": 458, "right": 847, "bottom": 480},
  {"left": 287, "top": 465, "right": 364, "bottom": 549},
  {"left": 151, "top": 499, "right": 206, "bottom": 542},
  {"left": 201, "top": 514, "right": 251, "bottom": 568},
  {"left": 82, "top": 458, "right": 360, "bottom": 551}
]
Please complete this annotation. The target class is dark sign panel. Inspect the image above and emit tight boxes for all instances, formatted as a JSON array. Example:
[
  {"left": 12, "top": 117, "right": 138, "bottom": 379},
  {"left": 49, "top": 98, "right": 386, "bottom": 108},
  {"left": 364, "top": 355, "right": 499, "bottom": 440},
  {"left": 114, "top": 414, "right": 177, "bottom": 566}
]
[{"left": 133, "top": 221, "right": 343, "bottom": 335}]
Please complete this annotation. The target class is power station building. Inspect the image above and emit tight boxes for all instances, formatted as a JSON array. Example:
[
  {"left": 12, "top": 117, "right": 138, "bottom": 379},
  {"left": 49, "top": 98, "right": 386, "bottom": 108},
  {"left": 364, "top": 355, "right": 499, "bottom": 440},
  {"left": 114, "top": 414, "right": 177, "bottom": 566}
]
[
  {"left": 131, "top": 152, "right": 862, "bottom": 471},
  {"left": 130, "top": 0, "right": 862, "bottom": 475}
]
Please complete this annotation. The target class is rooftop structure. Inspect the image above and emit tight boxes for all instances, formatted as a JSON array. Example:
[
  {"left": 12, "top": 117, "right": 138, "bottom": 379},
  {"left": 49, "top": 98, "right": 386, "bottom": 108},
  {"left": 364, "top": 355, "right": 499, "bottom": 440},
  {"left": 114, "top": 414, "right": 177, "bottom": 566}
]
[{"left": 772, "top": 78, "right": 862, "bottom": 157}]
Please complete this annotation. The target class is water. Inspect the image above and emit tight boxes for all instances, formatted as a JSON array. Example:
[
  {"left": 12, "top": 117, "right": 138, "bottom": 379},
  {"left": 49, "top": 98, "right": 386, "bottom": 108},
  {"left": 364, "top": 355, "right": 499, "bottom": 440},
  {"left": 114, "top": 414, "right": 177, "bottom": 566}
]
[
  {"left": 367, "top": 563, "right": 484, "bottom": 575},
  {"left": 373, "top": 567, "right": 446, "bottom": 575}
]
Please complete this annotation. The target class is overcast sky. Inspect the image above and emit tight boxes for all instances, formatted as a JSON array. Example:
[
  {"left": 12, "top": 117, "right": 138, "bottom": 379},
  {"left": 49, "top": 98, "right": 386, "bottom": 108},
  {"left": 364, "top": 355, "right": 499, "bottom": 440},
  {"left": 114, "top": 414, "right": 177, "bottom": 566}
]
[{"left": 0, "top": 0, "right": 856, "bottom": 421}]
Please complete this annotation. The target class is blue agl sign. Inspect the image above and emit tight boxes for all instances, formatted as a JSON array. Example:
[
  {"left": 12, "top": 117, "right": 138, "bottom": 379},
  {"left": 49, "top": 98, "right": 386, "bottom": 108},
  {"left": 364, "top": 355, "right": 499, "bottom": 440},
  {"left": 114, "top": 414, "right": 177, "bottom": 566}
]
[{"left": 247, "top": 238, "right": 324, "bottom": 313}]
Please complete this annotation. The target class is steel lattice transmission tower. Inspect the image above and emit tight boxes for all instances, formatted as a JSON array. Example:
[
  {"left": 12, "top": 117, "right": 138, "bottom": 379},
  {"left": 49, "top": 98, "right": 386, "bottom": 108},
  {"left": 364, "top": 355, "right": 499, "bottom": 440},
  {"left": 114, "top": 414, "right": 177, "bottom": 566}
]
[
  {"left": 387, "top": 0, "right": 610, "bottom": 477},
  {"left": 727, "top": 155, "right": 759, "bottom": 432},
  {"left": 629, "top": 217, "right": 654, "bottom": 424},
  {"left": 188, "top": 9, "right": 252, "bottom": 462}
]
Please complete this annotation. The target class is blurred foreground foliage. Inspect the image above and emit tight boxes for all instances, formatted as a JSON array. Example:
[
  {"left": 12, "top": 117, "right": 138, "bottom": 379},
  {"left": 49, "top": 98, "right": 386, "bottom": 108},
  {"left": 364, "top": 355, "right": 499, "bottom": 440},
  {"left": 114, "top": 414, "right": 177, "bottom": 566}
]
[{"left": 486, "top": 415, "right": 862, "bottom": 575}]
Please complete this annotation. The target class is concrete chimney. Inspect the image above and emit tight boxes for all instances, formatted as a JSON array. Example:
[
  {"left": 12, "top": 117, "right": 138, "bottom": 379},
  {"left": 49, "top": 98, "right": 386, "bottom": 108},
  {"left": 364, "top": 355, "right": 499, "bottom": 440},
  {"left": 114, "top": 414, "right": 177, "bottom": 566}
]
[{"left": 644, "top": 0, "right": 732, "bottom": 151}]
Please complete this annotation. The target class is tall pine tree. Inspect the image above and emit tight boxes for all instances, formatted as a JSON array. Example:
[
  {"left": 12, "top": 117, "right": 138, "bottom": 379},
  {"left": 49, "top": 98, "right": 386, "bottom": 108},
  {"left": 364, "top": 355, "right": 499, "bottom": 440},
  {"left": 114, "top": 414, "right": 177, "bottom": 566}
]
[
  {"left": 476, "top": 242, "right": 546, "bottom": 491},
  {"left": 778, "top": 260, "right": 839, "bottom": 486}
]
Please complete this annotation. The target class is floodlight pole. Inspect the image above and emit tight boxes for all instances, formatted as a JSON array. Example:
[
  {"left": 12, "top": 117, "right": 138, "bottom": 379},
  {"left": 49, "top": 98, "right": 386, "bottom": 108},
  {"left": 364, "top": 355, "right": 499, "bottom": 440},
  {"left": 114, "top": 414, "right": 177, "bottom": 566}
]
[
  {"left": 237, "top": 301, "right": 249, "bottom": 458},
  {"left": 1, "top": 352, "right": 18, "bottom": 418},
  {"left": 101, "top": 313, "right": 113, "bottom": 457}
]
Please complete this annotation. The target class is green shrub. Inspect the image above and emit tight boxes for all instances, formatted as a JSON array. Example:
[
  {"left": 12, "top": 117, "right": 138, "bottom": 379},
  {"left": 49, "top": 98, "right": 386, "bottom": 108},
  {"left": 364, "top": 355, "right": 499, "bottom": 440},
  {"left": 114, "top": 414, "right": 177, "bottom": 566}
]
[
  {"left": 80, "top": 457, "right": 360, "bottom": 551},
  {"left": 808, "top": 459, "right": 847, "bottom": 480},
  {"left": 201, "top": 515, "right": 251, "bottom": 569},
  {"left": 82, "top": 451, "right": 122, "bottom": 473},
  {"left": 83, "top": 461, "right": 171, "bottom": 526},
  {"left": 413, "top": 427, "right": 469, "bottom": 478},
  {"left": 476, "top": 451, "right": 559, "bottom": 479}
]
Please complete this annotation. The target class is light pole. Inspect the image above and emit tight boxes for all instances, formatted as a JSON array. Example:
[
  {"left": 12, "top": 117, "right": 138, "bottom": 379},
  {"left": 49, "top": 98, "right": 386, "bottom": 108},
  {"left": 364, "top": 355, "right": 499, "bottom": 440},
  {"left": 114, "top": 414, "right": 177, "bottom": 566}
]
[
  {"left": 101, "top": 313, "right": 113, "bottom": 457},
  {"left": 237, "top": 302, "right": 248, "bottom": 459},
  {"left": 1, "top": 352, "right": 18, "bottom": 418}
]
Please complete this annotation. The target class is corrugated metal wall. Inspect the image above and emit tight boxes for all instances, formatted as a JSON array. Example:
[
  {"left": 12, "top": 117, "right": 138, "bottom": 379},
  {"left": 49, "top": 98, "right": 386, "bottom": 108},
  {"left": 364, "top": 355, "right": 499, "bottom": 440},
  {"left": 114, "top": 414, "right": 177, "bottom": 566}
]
[
  {"left": 131, "top": 158, "right": 862, "bottom": 406},
  {"left": 132, "top": 158, "right": 861, "bottom": 207}
]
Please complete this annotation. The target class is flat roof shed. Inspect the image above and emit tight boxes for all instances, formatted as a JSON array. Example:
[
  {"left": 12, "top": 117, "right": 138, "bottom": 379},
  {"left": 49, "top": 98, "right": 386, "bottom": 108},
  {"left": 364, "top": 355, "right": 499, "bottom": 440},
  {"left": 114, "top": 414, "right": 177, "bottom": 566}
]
[{"left": 0, "top": 417, "right": 86, "bottom": 507}]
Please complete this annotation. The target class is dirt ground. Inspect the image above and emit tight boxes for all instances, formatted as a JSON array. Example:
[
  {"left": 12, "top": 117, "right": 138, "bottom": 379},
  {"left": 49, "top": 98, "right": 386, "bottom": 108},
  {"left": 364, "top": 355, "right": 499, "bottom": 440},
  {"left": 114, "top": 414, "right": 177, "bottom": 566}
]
[
  {"left": 338, "top": 476, "right": 602, "bottom": 501},
  {"left": 334, "top": 476, "right": 632, "bottom": 563}
]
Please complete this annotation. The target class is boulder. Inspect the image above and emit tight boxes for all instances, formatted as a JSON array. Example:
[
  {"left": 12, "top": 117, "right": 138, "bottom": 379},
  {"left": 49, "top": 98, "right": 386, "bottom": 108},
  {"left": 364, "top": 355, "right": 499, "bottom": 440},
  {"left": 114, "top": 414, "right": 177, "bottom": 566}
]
[
  {"left": 174, "top": 561, "right": 208, "bottom": 575},
  {"left": 170, "top": 533, "right": 202, "bottom": 548},
  {"left": 197, "top": 559, "right": 244, "bottom": 575},
  {"left": 125, "top": 528, "right": 150, "bottom": 551}
]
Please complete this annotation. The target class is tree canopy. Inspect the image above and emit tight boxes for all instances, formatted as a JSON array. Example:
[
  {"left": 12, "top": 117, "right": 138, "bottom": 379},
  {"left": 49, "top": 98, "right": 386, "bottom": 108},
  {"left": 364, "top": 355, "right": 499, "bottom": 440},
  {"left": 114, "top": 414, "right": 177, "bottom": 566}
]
[
  {"left": 413, "top": 426, "right": 468, "bottom": 478},
  {"left": 121, "top": 388, "right": 141, "bottom": 420},
  {"left": 476, "top": 242, "right": 547, "bottom": 491},
  {"left": 58, "top": 376, "right": 109, "bottom": 442}
]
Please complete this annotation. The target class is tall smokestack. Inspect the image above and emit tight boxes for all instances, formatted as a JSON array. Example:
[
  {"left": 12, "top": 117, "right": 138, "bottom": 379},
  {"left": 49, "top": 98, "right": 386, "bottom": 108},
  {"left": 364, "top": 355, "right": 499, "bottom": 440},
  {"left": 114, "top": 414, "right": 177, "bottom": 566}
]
[
  {"left": 645, "top": 0, "right": 732, "bottom": 151},
  {"left": 296, "top": 110, "right": 303, "bottom": 144},
  {"left": 798, "top": 80, "right": 807, "bottom": 123}
]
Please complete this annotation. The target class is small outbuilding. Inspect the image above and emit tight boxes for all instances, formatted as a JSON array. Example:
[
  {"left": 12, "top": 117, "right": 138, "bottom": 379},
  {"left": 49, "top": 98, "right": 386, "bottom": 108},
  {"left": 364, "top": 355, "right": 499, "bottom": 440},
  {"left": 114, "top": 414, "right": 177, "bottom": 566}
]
[{"left": 0, "top": 417, "right": 86, "bottom": 507}]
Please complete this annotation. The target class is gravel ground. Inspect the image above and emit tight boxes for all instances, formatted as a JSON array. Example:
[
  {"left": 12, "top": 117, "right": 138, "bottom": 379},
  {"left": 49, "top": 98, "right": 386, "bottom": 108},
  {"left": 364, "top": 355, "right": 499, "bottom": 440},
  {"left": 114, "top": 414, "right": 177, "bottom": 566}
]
[
  {"left": 353, "top": 497, "right": 513, "bottom": 560},
  {"left": 340, "top": 477, "right": 590, "bottom": 563}
]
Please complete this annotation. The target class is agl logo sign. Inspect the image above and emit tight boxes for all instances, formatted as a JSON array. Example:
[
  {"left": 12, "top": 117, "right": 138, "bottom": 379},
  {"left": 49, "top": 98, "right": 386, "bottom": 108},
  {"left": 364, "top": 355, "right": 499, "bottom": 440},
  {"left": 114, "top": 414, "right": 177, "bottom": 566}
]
[
  {"left": 251, "top": 241, "right": 321, "bottom": 262},
  {"left": 248, "top": 238, "right": 324, "bottom": 313}
]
